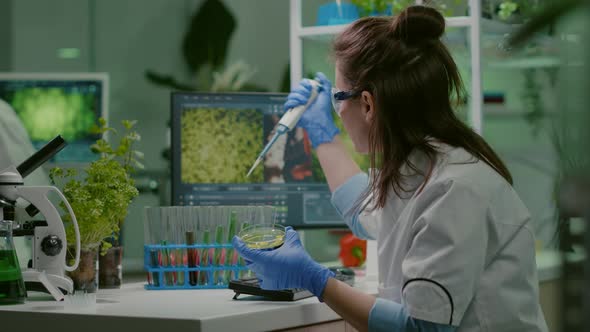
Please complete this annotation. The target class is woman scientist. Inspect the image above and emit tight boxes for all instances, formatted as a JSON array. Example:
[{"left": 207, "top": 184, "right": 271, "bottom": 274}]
[{"left": 233, "top": 5, "right": 548, "bottom": 332}]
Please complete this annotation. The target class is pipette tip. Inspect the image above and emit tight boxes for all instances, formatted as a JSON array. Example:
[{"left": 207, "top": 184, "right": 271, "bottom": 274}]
[{"left": 246, "top": 157, "right": 262, "bottom": 178}]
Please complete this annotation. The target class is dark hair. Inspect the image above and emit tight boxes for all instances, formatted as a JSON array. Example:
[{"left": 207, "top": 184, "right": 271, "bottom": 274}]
[{"left": 333, "top": 5, "right": 513, "bottom": 209}]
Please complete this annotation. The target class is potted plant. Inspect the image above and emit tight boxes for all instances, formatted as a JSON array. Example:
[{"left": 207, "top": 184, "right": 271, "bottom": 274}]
[{"left": 50, "top": 118, "right": 142, "bottom": 292}]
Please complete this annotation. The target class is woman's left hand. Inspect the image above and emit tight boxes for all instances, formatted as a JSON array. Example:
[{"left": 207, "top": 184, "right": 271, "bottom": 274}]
[{"left": 232, "top": 226, "right": 334, "bottom": 298}]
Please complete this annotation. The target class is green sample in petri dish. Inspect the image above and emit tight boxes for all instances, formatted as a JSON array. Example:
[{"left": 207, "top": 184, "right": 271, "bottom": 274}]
[{"left": 239, "top": 224, "right": 285, "bottom": 250}]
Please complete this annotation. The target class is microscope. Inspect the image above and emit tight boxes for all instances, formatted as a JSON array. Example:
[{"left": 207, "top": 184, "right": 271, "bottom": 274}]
[{"left": 0, "top": 136, "right": 80, "bottom": 301}]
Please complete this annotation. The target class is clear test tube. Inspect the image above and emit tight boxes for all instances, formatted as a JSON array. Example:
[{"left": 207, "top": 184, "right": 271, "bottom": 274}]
[
  {"left": 144, "top": 206, "right": 161, "bottom": 287},
  {"left": 173, "top": 207, "right": 186, "bottom": 286},
  {"left": 198, "top": 206, "right": 211, "bottom": 285},
  {"left": 213, "top": 206, "right": 228, "bottom": 285},
  {"left": 161, "top": 207, "right": 175, "bottom": 286},
  {"left": 238, "top": 206, "right": 255, "bottom": 278},
  {"left": 186, "top": 206, "right": 199, "bottom": 286},
  {"left": 224, "top": 206, "right": 238, "bottom": 282},
  {"left": 261, "top": 206, "right": 276, "bottom": 227}
]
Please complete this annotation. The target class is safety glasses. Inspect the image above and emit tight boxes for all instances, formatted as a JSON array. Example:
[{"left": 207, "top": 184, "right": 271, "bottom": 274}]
[{"left": 331, "top": 88, "right": 361, "bottom": 117}]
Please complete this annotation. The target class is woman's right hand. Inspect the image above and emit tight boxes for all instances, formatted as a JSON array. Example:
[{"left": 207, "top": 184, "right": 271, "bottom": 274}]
[{"left": 285, "top": 72, "right": 340, "bottom": 149}]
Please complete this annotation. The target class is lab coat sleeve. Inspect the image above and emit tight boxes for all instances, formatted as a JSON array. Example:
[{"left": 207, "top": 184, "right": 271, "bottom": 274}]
[
  {"left": 330, "top": 172, "right": 375, "bottom": 240},
  {"left": 401, "top": 178, "right": 488, "bottom": 326},
  {"left": 369, "top": 298, "right": 456, "bottom": 332}
]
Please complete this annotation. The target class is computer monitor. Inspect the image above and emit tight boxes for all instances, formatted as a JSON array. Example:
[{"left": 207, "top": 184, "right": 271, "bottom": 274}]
[
  {"left": 171, "top": 92, "right": 345, "bottom": 228},
  {"left": 0, "top": 73, "right": 108, "bottom": 163}
]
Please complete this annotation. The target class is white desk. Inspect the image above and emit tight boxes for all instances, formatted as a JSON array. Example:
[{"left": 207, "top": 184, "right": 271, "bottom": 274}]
[
  {"left": 0, "top": 251, "right": 565, "bottom": 332},
  {"left": 0, "top": 278, "right": 378, "bottom": 332}
]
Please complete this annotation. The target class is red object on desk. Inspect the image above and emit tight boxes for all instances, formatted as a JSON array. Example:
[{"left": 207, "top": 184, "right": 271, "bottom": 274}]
[{"left": 339, "top": 233, "right": 366, "bottom": 267}]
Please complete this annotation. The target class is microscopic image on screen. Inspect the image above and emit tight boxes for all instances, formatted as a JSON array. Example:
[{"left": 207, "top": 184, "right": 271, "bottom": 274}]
[
  {"left": 9, "top": 87, "right": 97, "bottom": 142},
  {"left": 263, "top": 114, "right": 314, "bottom": 184},
  {"left": 181, "top": 107, "right": 264, "bottom": 183}
]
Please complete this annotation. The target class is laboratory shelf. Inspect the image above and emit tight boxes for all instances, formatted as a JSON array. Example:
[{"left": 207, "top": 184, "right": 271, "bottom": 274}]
[
  {"left": 298, "top": 16, "right": 473, "bottom": 40},
  {"left": 298, "top": 17, "right": 532, "bottom": 40},
  {"left": 298, "top": 24, "right": 345, "bottom": 38},
  {"left": 485, "top": 57, "right": 584, "bottom": 69},
  {"left": 480, "top": 17, "right": 521, "bottom": 35},
  {"left": 486, "top": 56, "right": 561, "bottom": 69},
  {"left": 483, "top": 105, "right": 557, "bottom": 117}
]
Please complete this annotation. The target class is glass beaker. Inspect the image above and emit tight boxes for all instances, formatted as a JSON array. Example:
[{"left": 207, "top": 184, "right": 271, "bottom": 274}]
[{"left": 0, "top": 220, "right": 26, "bottom": 304}]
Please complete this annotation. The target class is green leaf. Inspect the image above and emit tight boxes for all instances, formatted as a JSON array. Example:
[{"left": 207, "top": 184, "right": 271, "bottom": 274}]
[
  {"left": 100, "top": 241, "right": 112, "bottom": 256},
  {"left": 89, "top": 124, "right": 102, "bottom": 135},
  {"left": 133, "top": 151, "right": 144, "bottom": 159},
  {"left": 499, "top": 1, "right": 519, "bottom": 21},
  {"left": 133, "top": 160, "right": 145, "bottom": 170},
  {"left": 122, "top": 120, "right": 138, "bottom": 130},
  {"left": 50, "top": 167, "right": 63, "bottom": 177},
  {"left": 90, "top": 144, "right": 101, "bottom": 154},
  {"left": 116, "top": 144, "right": 129, "bottom": 156},
  {"left": 127, "top": 132, "right": 141, "bottom": 142}
]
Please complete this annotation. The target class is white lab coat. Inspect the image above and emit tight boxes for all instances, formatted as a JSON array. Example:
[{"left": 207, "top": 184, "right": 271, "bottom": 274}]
[
  {"left": 0, "top": 98, "right": 50, "bottom": 267},
  {"left": 0, "top": 99, "right": 50, "bottom": 185},
  {"left": 359, "top": 142, "right": 548, "bottom": 331}
]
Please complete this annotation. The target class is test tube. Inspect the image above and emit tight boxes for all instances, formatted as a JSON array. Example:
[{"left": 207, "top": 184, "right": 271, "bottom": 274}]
[
  {"left": 174, "top": 207, "right": 186, "bottom": 286},
  {"left": 262, "top": 206, "right": 276, "bottom": 227},
  {"left": 186, "top": 206, "right": 199, "bottom": 286},
  {"left": 161, "top": 207, "right": 174, "bottom": 286},
  {"left": 144, "top": 207, "right": 161, "bottom": 287},
  {"left": 238, "top": 206, "right": 253, "bottom": 278},
  {"left": 217, "top": 206, "right": 228, "bottom": 284},
  {"left": 224, "top": 208, "right": 238, "bottom": 282},
  {"left": 198, "top": 206, "right": 211, "bottom": 285},
  {"left": 227, "top": 206, "right": 238, "bottom": 280}
]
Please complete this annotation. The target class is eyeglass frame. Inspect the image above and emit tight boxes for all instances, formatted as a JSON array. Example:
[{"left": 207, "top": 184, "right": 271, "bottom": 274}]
[{"left": 331, "top": 88, "right": 361, "bottom": 117}]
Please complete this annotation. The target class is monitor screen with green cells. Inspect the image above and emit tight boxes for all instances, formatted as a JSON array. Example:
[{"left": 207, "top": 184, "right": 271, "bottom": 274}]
[
  {"left": 0, "top": 73, "right": 108, "bottom": 163},
  {"left": 171, "top": 92, "right": 351, "bottom": 228}
]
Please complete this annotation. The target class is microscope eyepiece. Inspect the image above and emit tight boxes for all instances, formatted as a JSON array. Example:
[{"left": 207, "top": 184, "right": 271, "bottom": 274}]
[{"left": 17, "top": 136, "right": 67, "bottom": 178}]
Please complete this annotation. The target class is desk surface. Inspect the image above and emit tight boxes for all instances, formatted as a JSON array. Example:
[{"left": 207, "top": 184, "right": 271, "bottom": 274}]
[
  {"left": 0, "top": 278, "right": 379, "bottom": 332},
  {"left": 0, "top": 251, "right": 564, "bottom": 332}
]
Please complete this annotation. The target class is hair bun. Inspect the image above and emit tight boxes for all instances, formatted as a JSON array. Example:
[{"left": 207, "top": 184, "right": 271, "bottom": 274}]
[{"left": 391, "top": 5, "right": 445, "bottom": 44}]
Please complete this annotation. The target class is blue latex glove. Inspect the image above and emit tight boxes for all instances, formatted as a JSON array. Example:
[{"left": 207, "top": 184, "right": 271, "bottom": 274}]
[
  {"left": 284, "top": 72, "right": 340, "bottom": 149},
  {"left": 232, "top": 226, "right": 335, "bottom": 299}
]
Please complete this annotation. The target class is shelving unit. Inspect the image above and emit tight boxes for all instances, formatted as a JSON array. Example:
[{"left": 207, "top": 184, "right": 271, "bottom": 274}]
[
  {"left": 289, "top": 0, "right": 484, "bottom": 133},
  {"left": 298, "top": 15, "right": 473, "bottom": 38}
]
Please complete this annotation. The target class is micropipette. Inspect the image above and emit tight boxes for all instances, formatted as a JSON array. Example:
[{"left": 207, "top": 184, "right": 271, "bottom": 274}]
[{"left": 246, "top": 79, "right": 321, "bottom": 177}]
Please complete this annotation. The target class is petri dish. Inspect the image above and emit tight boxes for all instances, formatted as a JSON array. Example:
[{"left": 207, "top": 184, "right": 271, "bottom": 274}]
[{"left": 239, "top": 224, "right": 285, "bottom": 250}]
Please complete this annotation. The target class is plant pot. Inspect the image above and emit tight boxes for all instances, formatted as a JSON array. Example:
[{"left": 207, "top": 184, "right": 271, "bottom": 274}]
[
  {"left": 67, "top": 248, "right": 98, "bottom": 293},
  {"left": 99, "top": 246, "right": 123, "bottom": 289}
]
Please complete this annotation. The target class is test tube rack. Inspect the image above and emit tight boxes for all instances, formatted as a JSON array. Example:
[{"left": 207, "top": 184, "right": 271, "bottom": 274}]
[{"left": 143, "top": 243, "right": 249, "bottom": 290}]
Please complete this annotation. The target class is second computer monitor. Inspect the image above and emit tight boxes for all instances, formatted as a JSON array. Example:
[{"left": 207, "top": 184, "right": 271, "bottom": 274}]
[
  {"left": 171, "top": 92, "right": 345, "bottom": 228},
  {"left": 0, "top": 73, "right": 108, "bottom": 164}
]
